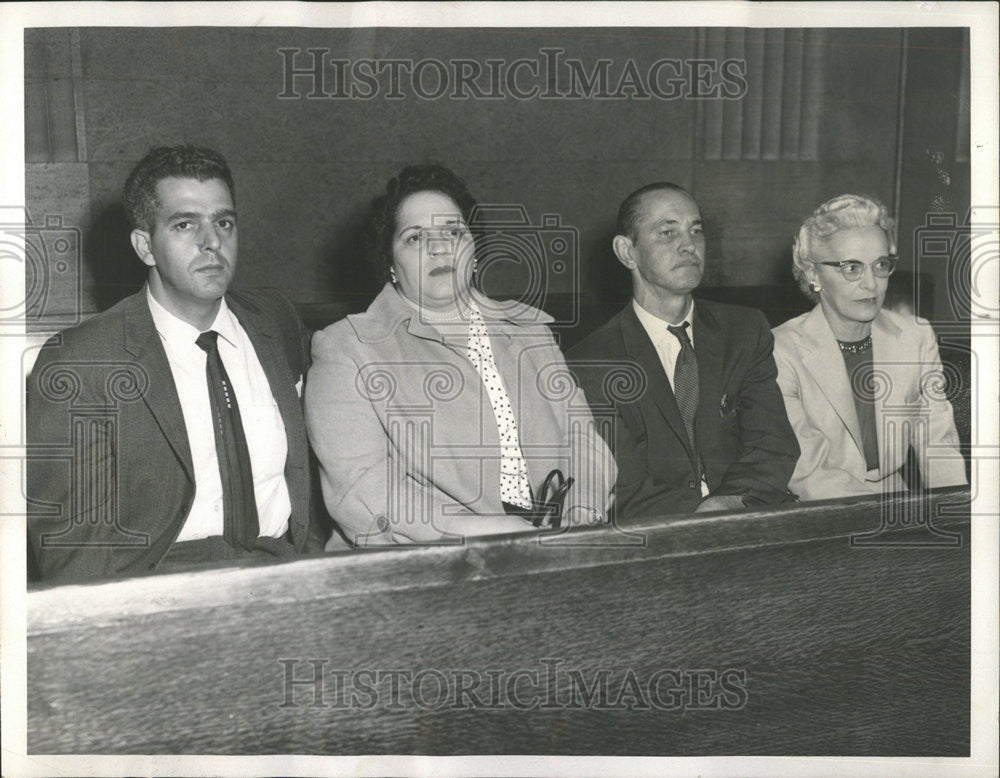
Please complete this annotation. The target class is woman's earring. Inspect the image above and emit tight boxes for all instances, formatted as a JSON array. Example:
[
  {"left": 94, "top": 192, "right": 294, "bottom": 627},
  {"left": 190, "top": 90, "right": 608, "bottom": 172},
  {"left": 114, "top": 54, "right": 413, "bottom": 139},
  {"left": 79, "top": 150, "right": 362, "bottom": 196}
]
[
  {"left": 810, "top": 281, "right": 822, "bottom": 293},
  {"left": 471, "top": 258, "right": 479, "bottom": 276},
  {"left": 389, "top": 267, "right": 398, "bottom": 285}
]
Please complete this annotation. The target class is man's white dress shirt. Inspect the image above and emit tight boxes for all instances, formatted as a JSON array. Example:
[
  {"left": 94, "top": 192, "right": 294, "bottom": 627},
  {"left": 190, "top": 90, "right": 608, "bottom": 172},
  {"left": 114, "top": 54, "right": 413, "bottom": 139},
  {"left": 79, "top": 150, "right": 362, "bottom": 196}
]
[
  {"left": 147, "top": 289, "right": 291, "bottom": 540},
  {"left": 632, "top": 298, "right": 709, "bottom": 497}
]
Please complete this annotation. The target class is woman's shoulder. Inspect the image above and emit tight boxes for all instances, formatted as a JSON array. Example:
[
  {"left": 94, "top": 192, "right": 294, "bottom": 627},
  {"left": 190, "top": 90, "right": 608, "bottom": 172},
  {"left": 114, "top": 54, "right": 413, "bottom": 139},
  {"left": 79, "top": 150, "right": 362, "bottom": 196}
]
[
  {"left": 475, "top": 294, "right": 554, "bottom": 329},
  {"left": 876, "top": 308, "right": 936, "bottom": 346},
  {"left": 771, "top": 310, "right": 812, "bottom": 348},
  {"left": 311, "top": 317, "right": 364, "bottom": 361},
  {"left": 313, "top": 315, "right": 357, "bottom": 340},
  {"left": 313, "top": 286, "right": 410, "bottom": 354},
  {"left": 878, "top": 307, "right": 925, "bottom": 329}
]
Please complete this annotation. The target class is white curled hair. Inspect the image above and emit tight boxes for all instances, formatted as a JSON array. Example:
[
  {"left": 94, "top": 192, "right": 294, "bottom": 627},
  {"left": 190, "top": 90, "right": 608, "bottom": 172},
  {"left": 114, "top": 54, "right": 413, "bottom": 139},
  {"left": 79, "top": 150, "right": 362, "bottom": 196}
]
[{"left": 791, "top": 194, "right": 896, "bottom": 302}]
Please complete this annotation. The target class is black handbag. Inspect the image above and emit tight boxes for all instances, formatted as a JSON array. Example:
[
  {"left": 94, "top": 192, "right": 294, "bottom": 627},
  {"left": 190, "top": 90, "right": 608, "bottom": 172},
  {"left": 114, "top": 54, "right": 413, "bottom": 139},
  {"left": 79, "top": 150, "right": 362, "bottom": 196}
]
[
  {"left": 526, "top": 469, "right": 575, "bottom": 529},
  {"left": 502, "top": 468, "right": 575, "bottom": 528}
]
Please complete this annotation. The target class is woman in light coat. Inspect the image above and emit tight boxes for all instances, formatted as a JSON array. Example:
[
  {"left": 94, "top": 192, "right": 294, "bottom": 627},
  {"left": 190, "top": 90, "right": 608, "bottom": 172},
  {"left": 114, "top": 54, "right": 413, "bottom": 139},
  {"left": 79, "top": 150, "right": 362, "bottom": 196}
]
[
  {"left": 772, "top": 194, "right": 966, "bottom": 501},
  {"left": 306, "top": 164, "right": 616, "bottom": 546}
]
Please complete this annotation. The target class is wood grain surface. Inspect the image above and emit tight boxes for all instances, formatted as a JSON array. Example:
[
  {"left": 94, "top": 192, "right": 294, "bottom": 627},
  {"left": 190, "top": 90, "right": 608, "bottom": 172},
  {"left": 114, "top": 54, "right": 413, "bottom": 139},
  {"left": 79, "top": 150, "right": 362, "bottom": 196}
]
[{"left": 27, "top": 488, "right": 971, "bottom": 755}]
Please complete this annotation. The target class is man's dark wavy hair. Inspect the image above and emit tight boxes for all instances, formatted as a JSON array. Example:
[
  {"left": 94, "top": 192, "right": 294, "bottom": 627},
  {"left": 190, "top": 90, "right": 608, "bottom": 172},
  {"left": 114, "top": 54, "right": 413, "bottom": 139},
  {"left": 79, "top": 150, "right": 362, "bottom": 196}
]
[
  {"left": 123, "top": 145, "right": 235, "bottom": 233},
  {"left": 367, "top": 164, "right": 477, "bottom": 284}
]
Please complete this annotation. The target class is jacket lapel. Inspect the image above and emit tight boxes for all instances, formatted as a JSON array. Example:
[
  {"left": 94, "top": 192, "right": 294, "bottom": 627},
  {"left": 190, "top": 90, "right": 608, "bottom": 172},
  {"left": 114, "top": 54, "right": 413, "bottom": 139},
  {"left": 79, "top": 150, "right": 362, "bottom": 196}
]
[
  {"left": 799, "top": 305, "right": 865, "bottom": 461},
  {"left": 122, "top": 290, "right": 194, "bottom": 484},
  {"left": 619, "top": 304, "right": 696, "bottom": 464},
  {"left": 227, "top": 295, "right": 307, "bottom": 479}
]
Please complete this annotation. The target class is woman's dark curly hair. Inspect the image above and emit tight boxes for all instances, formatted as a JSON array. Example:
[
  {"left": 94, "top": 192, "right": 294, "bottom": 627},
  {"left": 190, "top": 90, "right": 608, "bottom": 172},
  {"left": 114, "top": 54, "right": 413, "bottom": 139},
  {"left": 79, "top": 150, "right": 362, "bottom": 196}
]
[{"left": 367, "top": 164, "right": 478, "bottom": 284}]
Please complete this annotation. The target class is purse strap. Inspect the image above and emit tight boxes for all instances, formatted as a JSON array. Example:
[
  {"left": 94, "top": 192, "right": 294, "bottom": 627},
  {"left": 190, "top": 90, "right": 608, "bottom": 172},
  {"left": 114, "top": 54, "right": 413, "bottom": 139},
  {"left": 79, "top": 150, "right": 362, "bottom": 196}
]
[{"left": 529, "top": 469, "right": 575, "bottom": 528}]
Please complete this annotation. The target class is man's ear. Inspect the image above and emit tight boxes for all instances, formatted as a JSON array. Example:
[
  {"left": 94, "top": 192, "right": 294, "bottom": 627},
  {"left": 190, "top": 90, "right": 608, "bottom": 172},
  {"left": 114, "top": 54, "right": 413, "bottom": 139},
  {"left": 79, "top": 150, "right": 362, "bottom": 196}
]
[
  {"left": 130, "top": 229, "right": 156, "bottom": 268},
  {"left": 612, "top": 234, "right": 636, "bottom": 271}
]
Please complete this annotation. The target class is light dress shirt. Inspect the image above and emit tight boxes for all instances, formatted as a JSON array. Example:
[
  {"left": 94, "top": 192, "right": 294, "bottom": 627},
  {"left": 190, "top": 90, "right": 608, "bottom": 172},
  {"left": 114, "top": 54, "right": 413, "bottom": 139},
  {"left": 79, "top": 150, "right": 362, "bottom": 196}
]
[
  {"left": 146, "top": 289, "right": 291, "bottom": 540},
  {"left": 632, "top": 298, "right": 709, "bottom": 497}
]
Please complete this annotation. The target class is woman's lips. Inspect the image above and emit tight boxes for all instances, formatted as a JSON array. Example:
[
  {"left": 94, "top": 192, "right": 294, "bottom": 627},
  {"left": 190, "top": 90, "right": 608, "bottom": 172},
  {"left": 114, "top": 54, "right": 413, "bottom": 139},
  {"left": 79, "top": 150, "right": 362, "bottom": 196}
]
[{"left": 429, "top": 265, "right": 455, "bottom": 277}]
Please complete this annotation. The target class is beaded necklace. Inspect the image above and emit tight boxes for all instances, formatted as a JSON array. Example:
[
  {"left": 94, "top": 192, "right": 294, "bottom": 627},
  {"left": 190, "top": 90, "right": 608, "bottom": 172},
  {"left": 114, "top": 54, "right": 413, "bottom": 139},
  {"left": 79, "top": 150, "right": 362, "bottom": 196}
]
[{"left": 837, "top": 335, "right": 872, "bottom": 354}]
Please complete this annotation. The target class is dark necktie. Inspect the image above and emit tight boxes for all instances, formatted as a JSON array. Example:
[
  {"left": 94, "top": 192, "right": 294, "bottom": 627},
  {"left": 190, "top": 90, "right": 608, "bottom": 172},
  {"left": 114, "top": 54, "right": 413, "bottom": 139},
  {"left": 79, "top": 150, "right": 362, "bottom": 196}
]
[
  {"left": 667, "top": 322, "right": 699, "bottom": 452},
  {"left": 195, "top": 330, "right": 259, "bottom": 550}
]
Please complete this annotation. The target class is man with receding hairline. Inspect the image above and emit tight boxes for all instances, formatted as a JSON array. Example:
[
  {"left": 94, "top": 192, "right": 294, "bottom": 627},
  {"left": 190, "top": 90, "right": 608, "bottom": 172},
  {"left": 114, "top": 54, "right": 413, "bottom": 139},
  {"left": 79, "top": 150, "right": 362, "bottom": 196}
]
[
  {"left": 567, "top": 182, "right": 799, "bottom": 521},
  {"left": 27, "top": 145, "right": 327, "bottom": 581}
]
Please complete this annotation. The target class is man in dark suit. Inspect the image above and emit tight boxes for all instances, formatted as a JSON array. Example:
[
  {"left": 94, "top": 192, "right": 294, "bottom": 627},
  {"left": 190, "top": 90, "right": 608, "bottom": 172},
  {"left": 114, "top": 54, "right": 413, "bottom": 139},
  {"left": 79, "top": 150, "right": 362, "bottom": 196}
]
[
  {"left": 567, "top": 182, "right": 799, "bottom": 521},
  {"left": 27, "top": 145, "right": 326, "bottom": 582}
]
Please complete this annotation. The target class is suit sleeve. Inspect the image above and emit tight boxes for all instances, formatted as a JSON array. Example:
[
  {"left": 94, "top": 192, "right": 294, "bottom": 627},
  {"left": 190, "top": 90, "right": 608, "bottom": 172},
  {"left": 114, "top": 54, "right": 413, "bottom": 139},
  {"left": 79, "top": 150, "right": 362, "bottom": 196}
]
[
  {"left": 566, "top": 350, "right": 702, "bottom": 522},
  {"left": 710, "top": 313, "right": 799, "bottom": 504},
  {"left": 914, "top": 321, "right": 967, "bottom": 488},
  {"left": 772, "top": 337, "right": 872, "bottom": 501},
  {"left": 26, "top": 339, "right": 116, "bottom": 581},
  {"left": 611, "top": 419, "right": 703, "bottom": 520}
]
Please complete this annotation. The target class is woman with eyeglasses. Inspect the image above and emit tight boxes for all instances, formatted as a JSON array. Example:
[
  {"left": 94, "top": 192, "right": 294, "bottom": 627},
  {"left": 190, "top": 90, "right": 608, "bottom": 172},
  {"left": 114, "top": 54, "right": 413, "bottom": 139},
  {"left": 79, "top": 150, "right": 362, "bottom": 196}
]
[
  {"left": 772, "top": 194, "right": 966, "bottom": 501},
  {"left": 305, "top": 164, "right": 616, "bottom": 546}
]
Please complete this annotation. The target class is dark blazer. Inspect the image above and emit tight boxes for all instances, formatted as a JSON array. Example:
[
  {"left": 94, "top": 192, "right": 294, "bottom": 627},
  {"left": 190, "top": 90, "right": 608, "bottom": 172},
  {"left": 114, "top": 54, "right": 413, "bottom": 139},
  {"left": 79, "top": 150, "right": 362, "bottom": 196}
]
[
  {"left": 566, "top": 298, "right": 799, "bottom": 521},
  {"left": 26, "top": 287, "right": 325, "bottom": 582}
]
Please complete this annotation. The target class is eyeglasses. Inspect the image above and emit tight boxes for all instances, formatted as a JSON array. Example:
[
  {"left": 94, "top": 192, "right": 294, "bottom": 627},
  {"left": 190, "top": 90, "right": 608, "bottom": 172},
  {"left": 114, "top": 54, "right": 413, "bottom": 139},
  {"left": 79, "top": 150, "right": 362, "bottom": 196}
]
[{"left": 811, "top": 255, "right": 898, "bottom": 281}]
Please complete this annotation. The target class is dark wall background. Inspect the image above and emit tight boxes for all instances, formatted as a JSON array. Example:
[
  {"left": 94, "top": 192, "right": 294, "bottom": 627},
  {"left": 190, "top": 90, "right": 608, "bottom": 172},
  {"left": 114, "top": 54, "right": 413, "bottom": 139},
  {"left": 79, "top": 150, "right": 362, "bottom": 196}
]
[{"left": 25, "top": 26, "right": 970, "bottom": 325}]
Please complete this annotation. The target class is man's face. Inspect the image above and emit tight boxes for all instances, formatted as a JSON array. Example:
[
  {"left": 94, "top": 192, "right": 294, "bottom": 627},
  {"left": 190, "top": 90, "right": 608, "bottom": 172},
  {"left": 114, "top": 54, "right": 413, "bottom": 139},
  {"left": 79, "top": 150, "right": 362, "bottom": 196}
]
[
  {"left": 619, "top": 189, "right": 705, "bottom": 297},
  {"left": 131, "top": 177, "right": 238, "bottom": 318}
]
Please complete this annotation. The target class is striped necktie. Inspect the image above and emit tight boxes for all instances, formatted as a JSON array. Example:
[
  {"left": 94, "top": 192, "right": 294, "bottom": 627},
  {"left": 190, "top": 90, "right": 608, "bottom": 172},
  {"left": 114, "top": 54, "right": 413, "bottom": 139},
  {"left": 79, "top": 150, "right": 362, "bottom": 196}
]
[{"left": 667, "top": 322, "right": 699, "bottom": 452}]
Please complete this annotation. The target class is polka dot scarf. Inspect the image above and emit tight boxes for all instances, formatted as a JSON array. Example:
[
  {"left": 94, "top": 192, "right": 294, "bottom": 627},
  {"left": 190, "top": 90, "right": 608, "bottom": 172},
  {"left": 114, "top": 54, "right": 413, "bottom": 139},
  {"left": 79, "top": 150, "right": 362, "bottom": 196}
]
[{"left": 466, "top": 302, "right": 533, "bottom": 509}]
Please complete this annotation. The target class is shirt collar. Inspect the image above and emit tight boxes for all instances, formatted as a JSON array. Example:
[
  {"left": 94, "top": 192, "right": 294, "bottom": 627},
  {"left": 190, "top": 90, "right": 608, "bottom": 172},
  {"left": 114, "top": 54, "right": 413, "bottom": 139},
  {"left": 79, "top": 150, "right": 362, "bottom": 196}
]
[
  {"left": 146, "top": 287, "right": 239, "bottom": 349},
  {"left": 632, "top": 297, "right": 695, "bottom": 344}
]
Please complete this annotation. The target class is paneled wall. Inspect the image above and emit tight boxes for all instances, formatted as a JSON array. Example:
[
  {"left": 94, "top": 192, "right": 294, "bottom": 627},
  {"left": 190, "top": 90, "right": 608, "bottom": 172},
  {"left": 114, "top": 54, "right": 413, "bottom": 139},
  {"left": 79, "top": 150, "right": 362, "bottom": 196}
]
[{"left": 24, "top": 27, "right": 969, "bottom": 322}]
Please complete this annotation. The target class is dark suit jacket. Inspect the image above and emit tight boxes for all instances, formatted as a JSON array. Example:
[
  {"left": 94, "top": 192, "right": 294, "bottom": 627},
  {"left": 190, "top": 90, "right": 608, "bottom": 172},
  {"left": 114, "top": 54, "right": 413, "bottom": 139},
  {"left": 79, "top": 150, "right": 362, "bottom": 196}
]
[
  {"left": 27, "top": 287, "right": 326, "bottom": 582},
  {"left": 566, "top": 298, "right": 799, "bottom": 521}
]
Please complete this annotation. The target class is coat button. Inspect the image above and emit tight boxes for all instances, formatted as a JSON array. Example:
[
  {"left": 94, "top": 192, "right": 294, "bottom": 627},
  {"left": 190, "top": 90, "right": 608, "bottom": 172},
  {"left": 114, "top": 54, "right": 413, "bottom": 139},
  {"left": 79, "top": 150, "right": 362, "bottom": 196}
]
[{"left": 688, "top": 480, "right": 697, "bottom": 489}]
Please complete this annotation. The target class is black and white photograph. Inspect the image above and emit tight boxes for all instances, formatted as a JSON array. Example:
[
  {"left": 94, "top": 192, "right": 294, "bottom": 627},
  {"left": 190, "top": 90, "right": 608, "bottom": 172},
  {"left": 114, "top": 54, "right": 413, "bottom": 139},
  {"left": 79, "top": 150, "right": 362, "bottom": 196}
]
[{"left": 1, "top": 2, "right": 997, "bottom": 776}]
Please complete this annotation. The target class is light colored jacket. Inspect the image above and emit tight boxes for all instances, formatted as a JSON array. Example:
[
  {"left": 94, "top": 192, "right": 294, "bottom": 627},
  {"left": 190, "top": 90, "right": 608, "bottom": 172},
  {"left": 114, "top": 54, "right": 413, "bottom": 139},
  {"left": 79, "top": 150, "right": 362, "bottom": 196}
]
[
  {"left": 772, "top": 305, "right": 966, "bottom": 501},
  {"left": 305, "top": 284, "right": 617, "bottom": 546}
]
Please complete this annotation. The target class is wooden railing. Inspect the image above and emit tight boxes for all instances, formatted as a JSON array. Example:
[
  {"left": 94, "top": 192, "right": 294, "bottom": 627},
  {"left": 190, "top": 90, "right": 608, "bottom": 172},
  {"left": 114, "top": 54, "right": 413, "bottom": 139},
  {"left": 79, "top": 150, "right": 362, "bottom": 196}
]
[{"left": 27, "top": 487, "right": 970, "bottom": 755}]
